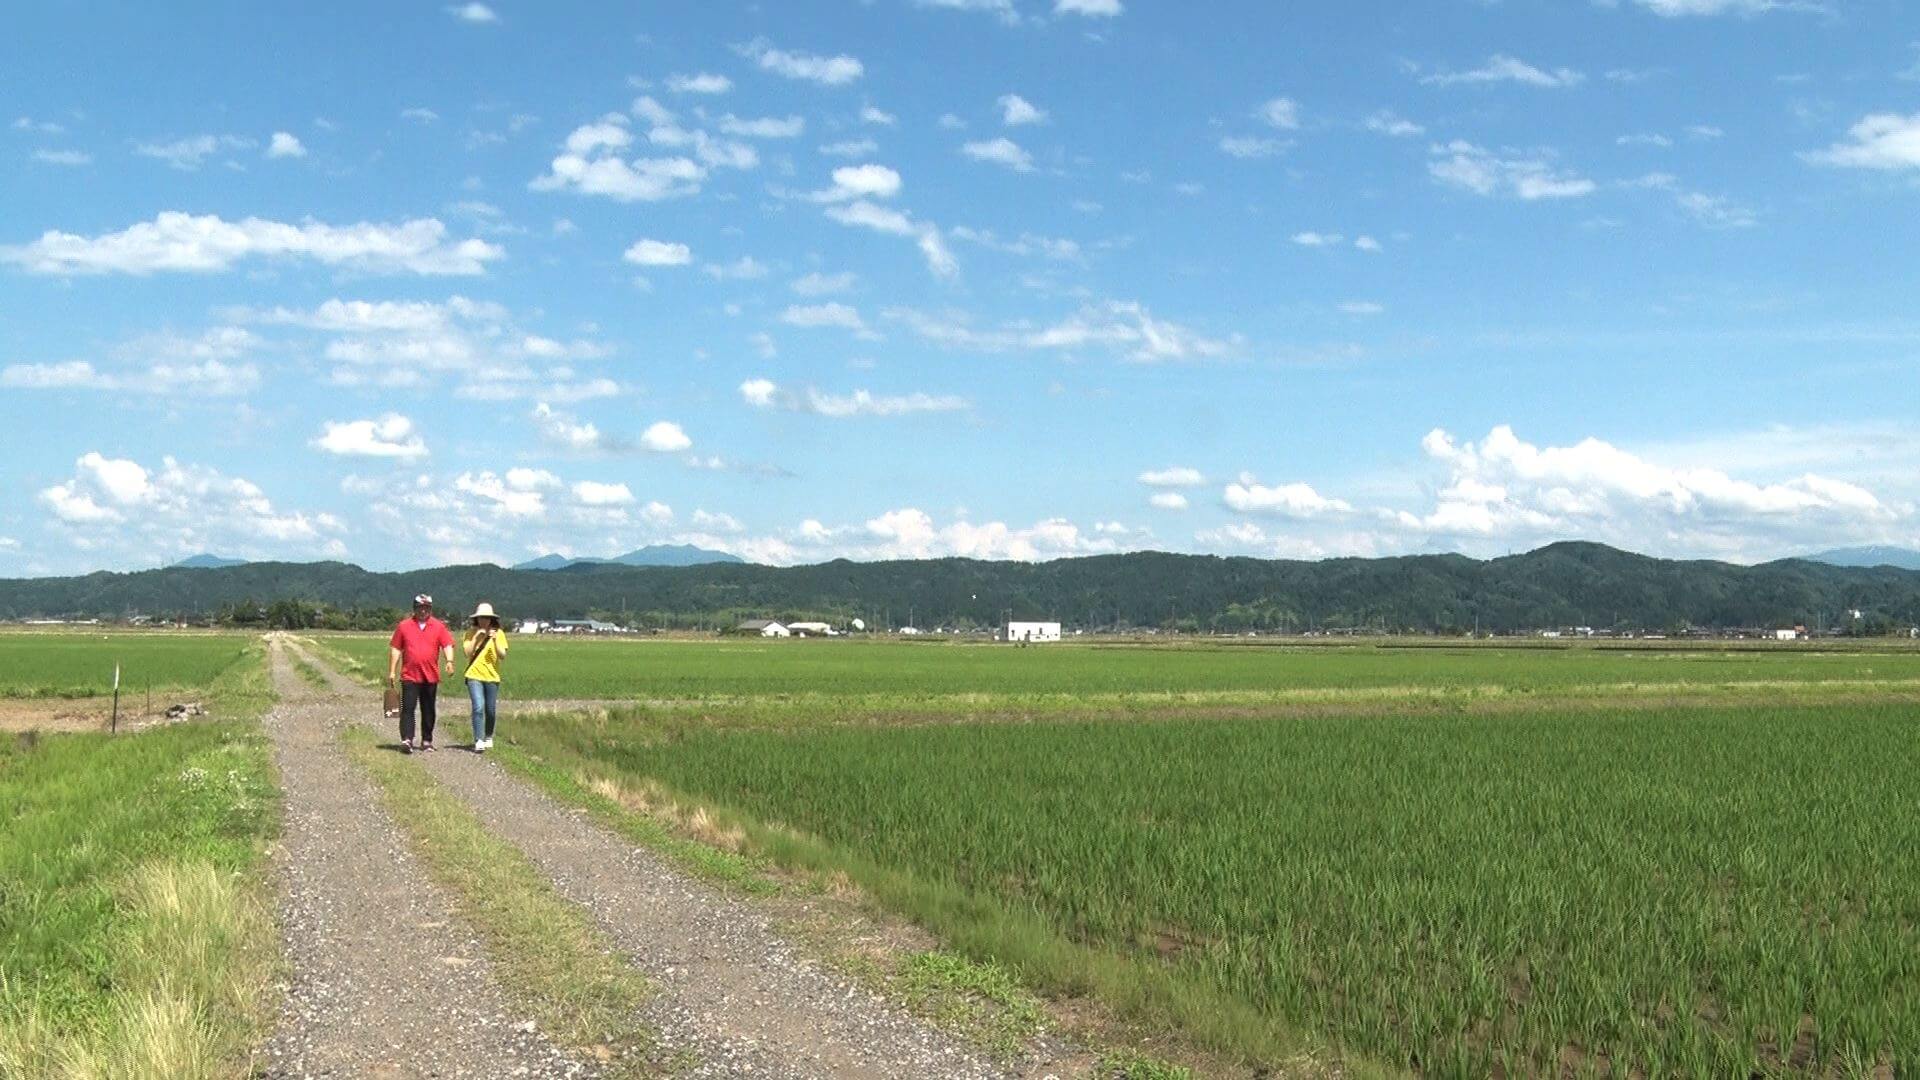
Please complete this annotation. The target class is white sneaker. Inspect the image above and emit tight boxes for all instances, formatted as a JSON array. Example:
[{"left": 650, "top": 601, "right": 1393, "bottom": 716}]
[{"left": 479, "top": 738, "right": 492, "bottom": 750}]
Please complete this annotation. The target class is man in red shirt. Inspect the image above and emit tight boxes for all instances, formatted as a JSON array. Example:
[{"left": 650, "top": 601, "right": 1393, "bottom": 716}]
[{"left": 387, "top": 593, "right": 454, "bottom": 752}]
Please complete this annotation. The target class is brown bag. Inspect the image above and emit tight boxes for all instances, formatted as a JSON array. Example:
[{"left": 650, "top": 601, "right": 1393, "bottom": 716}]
[{"left": 383, "top": 684, "right": 401, "bottom": 718}]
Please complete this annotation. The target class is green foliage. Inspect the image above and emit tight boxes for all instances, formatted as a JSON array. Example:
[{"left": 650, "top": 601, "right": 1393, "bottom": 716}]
[
  {"left": 5, "top": 542, "right": 1920, "bottom": 632},
  {"left": 898, "top": 951, "right": 1046, "bottom": 1056},
  {"left": 0, "top": 632, "right": 256, "bottom": 699},
  {"left": 1096, "top": 1049, "right": 1194, "bottom": 1080},
  {"left": 521, "top": 697, "right": 1920, "bottom": 1074}
]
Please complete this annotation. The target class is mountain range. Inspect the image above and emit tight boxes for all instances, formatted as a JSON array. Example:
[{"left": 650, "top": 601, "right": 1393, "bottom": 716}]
[
  {"left": 14, "top": 542, "right": 1920, "bottom": 633},
  {"left": 1808, "top": 546, "right": 1920, "bottom": 572},
  {"left": 510, "top": 545, "right": 745, "bottom": 571}
]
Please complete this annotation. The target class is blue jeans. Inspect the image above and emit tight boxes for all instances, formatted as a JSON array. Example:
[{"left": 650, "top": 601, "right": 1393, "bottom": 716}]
[{"left": 467, "top": 679, "right": 500, "bottom": 743}]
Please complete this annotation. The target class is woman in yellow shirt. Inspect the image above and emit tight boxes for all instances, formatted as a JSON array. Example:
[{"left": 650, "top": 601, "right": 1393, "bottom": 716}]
[{"left": 462, "top": 602, "right": 510, "bottom": 752}]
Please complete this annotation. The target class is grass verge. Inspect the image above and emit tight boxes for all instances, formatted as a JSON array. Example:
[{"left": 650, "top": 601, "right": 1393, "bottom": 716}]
[
  {"left": 0, "top": 720, "right": 280, "bottom": 1079},
  {"left": 340, "top": 727, "right": 653, "bottom": 1072}
]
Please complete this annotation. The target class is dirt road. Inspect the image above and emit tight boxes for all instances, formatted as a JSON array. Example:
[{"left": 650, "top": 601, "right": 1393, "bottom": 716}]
[{"left": 266, "top": 637, "right": 1077, "bottom": 1078}]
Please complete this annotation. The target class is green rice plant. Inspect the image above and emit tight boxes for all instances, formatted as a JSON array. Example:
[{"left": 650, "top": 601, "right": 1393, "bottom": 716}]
[
  {"left": 319, "top": 631, "right": 1920, "bottom": 706},
  {"left": 0, "top": 631, "right": 258, "bottom": 700},
  {"left": 509, "top": 698, "right": 1920, "bottom": 1074}
]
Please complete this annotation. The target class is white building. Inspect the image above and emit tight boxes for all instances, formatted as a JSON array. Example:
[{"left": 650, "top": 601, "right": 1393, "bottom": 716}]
[
  {"left": 1774, "top": 628, "right": 1800, "bottom": 641},
  {"left": 788, "top": 621, "right": 835, "bottom": 637},
  {"left": 1005, "top": 620, "right": 1062, "bottom": 643},
  {"left": 736, "top": 619, "right": 791, "bottom": 637}
]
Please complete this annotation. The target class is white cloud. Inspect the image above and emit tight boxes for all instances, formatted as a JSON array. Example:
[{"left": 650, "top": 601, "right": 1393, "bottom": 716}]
[
  {"left": 735, "top": 38, "right": 864, "bottom": 85},
  {"left": 1291, "top": 231, "right": 1344, "bottom": 247},
  {"left": 961, "top": 137, "right": 1034, "bottom": 172},
  {"left": 703, "top": 255, "right": 769, "bottom": 280},
  {"left": 1353, "top": 235, "right": 1383, "bottom": 252},
  {"left": 1397, "top": 425, "right": 1895, "bottom": 553},
  {"left": 1364, "top": 110, "right": 1424, "bottom": 138},
  {"left": 820, "top": 138, "right": 880, "bottom": 157},
  {"left": 133, "top": 134, "right": 251, "bottom": 170},
  {"left": 1616, "top": 133, "right": 1674, "bottom": 148},
  {"left": 740, "top": 378, "right": 966, "bottom": 418},
  {"left": 1220, "top": 136, "right": 1285, "bottom": 159},
  {"left": 780, "top": 302, "right": 868, "bottom": 331},
  {"left": 918, "top": 0, "right": 1021, "bottom": 23},
  {"left": 641, "top": 421, "right": 692, "bottom": 452},
  {"left": 999, "top": 94, "right": 1047, "bottom": 126},
  {"left": 39, "top": 452, "right": 340, "bottom": 556},
  {"left": 530, "top": 118, "right": 707, "bottom": 202},
  {"left": 3, "top": 212, "right": 503, "bottom": 276},
  {"left": 623, "top": 238, "right": 692, "bottom": 266},
  {"left": 571, "top": 481, "right": 634, "bottom": 506},
  {"left": 2, "top": 328, "right": 262, "bottom": 397},
  {"left": 825, "top": 200, "right": 957, "bottom": 277},
  {"left": 815, "top": 162, "right": 903, "bottom": 201},
  {"left": 447, "top": 2, "right": 498, "bottom": 22},
  {"left": 314, "top": 414, "right": 429, "bottom": 460},
  {"left": 1421, "top": 54, "right": 1585, "bottom": 89},
  {"left": 1631, "top": 0, "right": 1814, "bottom": 14},
  {"left": 718, "top": 114, "right": 805, "bottom": 139},
  {"left": 739, "top": 378, "right": 779, "bottom": 407},
  {"left": 533, "top": 402, "right": 604, "bottom": 452},
  {"left": 1258, "top": 97, "right": 1300, "bottom": 130},
  {"left": 889, "top": 300, "right": 1235, "bottom": 363},
  {"left": 1223, "top": 476, "right": 1354, "bottom": 517},
  {"left": 1149, "top": 492, "right": 1189, "bottom": 510},
  {"left": 861, "top": 105, "right": 897, "bottom": 126},
  {"left": 457, "top": 470, "right": 548, "bottom": 517},
  {"left": 1339, "top": 301, "right": 1385, "bottom": 315},
  {"left": 1804, "top": 113, "right": 1920, "bottom": 170},
  {"left": 792, "top": 270, "right": 856, "bottom": 295},
  {"left": 1055, "top": 0, "right": 1123, "bottom": 15},
  {"left": 13, "top": 116, "right": 64, "bottom": 134},
  {"left": 667, "top": 72, "right": 732, "bottom": 94},
  {"left": 32, "top": 149, "right": 92, "bottom": 166},
  {"left": 1428, "top": 141, "right": 1595, "bottom": 200},
  {"left": 267, "top": 131, "right": 307, "bottom": 158},
  {"left": 1139, "top": 467, "right": 1204, "bottom": 487},
  {"left": 948, "top": 227, "right": 1081, "bottom": 261},
  {"left": 401, "top": 107, "right": 440, "bottom": 123}
]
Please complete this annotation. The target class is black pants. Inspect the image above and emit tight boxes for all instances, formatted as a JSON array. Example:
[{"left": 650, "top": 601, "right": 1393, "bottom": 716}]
[{"left": 400, "top": 680, "right": 439, "bottom": 744}]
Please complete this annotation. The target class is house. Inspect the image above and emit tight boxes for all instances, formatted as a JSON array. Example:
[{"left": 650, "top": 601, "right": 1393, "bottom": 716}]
[
  {"left": 1774, "top": 627, "right": 1802, "bottom": 641},
  {"left": 551, "top": 619, "right": 624, "bottom": 634},
  {"left": 787, "top": 621, "right": 835, "bottom": 637},
  {"left": 1003, "top": 620, "right": 1062, "bottom": 644},
  {"left": 735, "top": 619, "right": 791, "bottom": 638}
]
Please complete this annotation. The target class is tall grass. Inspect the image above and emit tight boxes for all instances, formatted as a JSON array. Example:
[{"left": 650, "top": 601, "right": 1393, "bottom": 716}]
[
  {"left": 509, "top": 700, "right": 1919, "bottom": 1074},
  {"left": 0, "top": 650, "right": 279, "bottom": 1078}
]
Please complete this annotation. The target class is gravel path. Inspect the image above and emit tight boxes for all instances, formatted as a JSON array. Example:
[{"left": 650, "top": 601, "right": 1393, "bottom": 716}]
[
  {"left": 283, "top": 639, "right": 1081, "bottom": 1080},
  {"left": 258, "top": 636, "right": 599, "bottom": 1079}
]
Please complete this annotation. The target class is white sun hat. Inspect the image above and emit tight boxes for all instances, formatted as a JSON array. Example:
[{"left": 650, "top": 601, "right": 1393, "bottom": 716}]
[{"left": 470, "top": 602, "right": 501, "bottom": 623}]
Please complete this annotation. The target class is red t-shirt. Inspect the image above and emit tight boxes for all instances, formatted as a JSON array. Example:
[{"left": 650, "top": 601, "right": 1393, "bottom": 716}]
[{"left": 390, "top": 617, "right": 453, "bottom": 683}]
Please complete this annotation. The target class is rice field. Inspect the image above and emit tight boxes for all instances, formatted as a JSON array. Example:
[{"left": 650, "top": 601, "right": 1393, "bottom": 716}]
[
  {"left": 315, "top": 631, "right": 1920, "bottom": 703},
  {"left": 0, "top": 631, "right": 258, "bottom": 699},
  {"left": 488, "top": 636, "right": 1920, "bottom": 1074}
]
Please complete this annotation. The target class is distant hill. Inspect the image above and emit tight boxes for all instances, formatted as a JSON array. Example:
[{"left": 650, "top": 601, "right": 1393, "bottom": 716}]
[
  {"left": 172, "top": 554, "right": 250, "bottom": 569},
  {"left": 1807, "top": 546, "right": 1920, "bottom": 572},
  {"left": 512, "top": 544, "right": 745, "bottom": 571},
  {"left": 5, "top": 542, "right": 1920, "bottom": 633}
]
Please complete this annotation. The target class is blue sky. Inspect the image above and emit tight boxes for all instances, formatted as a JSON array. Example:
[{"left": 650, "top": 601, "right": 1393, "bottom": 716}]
[{"left": 4, "top": 0, "right": 1919, "bottom": 574}]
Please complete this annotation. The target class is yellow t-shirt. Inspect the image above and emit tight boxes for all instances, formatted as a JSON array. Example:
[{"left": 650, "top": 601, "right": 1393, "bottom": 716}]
[{"left": 462, "top": 629, "right": 507, "bottom": 682}]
